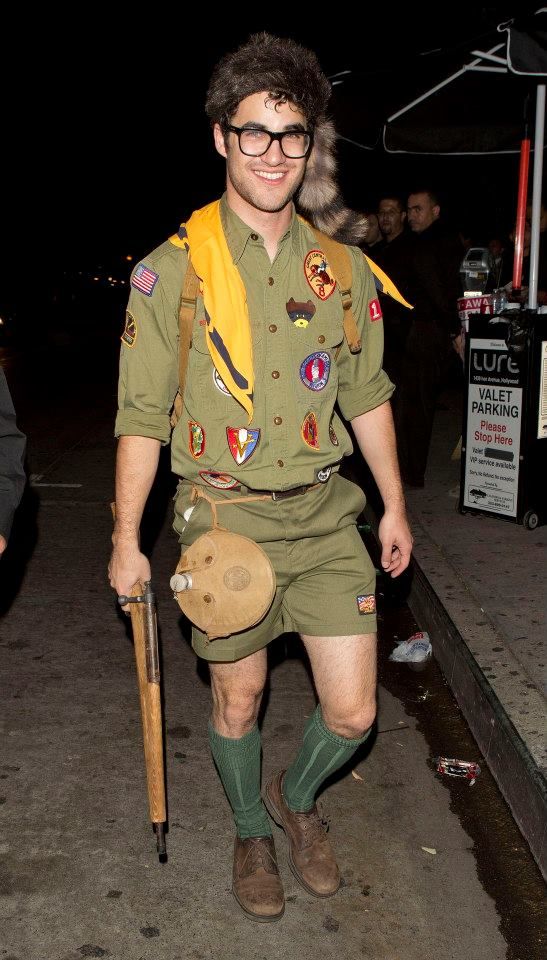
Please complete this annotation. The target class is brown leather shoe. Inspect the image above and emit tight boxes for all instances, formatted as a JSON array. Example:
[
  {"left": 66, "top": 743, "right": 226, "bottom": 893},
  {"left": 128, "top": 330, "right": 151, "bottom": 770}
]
[
  {"left": 232, "top": 836, "right": 285, "bottom": 921},
  {"left": 264, "top": 771, "right": 340, "bottom": 897}
]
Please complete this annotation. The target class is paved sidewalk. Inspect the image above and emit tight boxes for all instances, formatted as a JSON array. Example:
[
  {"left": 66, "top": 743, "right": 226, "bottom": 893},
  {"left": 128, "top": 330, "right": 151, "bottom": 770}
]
[{"left": 394, "top": 382, "right": 547, "bottom": 879}]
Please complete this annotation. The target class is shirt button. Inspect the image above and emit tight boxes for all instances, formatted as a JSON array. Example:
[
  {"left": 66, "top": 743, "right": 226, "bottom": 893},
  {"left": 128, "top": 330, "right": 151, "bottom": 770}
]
[
  {"left": 268, "top": 277, "right": 274, "bottom": 286},
  {"left": 277, "top": 459, "right": 284, "bottom": 468},
  {"left": 274, "top": 416, "right": 283, "bottom": 425},
  {"left": 318, "top": 335, "right": 326, "bottom": 344},
  {"left": 271, "top": 370, "right": 280, "bottom": 379},
  {"left": 250, "top": 233, "right": 259, "bottom": 241},
  {"left": 269, "top": 324, "right": 277, "bottom": 333}
]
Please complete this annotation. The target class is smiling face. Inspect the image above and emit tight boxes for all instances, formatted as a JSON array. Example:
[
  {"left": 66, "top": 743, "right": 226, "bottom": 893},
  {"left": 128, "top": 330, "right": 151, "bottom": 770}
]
[{"left": 213, "top": 92, "right": 309, "bottom": 219}]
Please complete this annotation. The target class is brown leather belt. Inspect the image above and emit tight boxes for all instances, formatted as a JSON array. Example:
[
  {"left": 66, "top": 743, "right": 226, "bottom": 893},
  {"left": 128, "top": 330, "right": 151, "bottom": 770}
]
[{"left": 250, "top": 483, "right": 320, "bottom": 501}]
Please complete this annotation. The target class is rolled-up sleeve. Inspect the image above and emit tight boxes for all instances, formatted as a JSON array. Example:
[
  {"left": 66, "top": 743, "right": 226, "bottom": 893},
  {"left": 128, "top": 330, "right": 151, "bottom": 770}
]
[
  {"left": 336, "top": 247, "right": 395, "bottom": 421},
  {"left": 115, "top": 244, "right": 184, "bottom": 444}
]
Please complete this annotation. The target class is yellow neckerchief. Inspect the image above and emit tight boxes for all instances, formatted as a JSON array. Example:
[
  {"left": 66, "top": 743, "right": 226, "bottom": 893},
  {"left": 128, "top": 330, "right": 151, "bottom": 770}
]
[
  {"left": 171, "top": 201, "right": 412, "bottom": 423},
  {"left": 175, "top": 200, "right": 254, "bottom": 422},
  {"left": 363, "top": 255, "right": 413, "bottom": 309}
]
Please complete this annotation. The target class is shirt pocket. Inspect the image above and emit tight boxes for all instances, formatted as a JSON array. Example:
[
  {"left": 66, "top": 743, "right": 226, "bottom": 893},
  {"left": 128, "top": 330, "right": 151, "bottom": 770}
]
[
  {"left": 292, "top": 316, "right": 343, "bottom": 403},
  {"left": 184, "top": 305, "right": 240, "bottom": 420},
  {"left": 292, "top": 319, "right": 344, "bottom": 452}
]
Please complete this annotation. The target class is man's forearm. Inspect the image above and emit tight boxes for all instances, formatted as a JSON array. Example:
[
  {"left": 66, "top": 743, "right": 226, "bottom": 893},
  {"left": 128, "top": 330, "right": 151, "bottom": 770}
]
[
  {"left": 350, "top": 402, "right": 405, "bottom": 512},
  {"left": 113, "top": 436, "right": 162, "bottom": 544}
]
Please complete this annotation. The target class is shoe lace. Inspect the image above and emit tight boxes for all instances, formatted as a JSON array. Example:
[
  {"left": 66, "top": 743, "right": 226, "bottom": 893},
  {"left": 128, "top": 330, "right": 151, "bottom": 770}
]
[
  {"left": 245, "top": 837, "right": 277, "bottom": 874},
  {"left": 293, "top": 804, "right": 330, "bottom": 848}
]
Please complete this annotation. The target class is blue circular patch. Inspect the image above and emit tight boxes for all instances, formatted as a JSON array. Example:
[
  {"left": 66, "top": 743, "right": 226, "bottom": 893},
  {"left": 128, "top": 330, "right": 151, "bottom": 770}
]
[{"left": 300, "top": 352, "right": 331, "bottom": 391}]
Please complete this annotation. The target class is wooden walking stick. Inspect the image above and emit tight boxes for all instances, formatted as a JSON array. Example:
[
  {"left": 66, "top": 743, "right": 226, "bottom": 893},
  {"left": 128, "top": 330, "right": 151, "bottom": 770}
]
[
  {"left": 111, "top": 502, "right": 167, "bottom": 860},
  {"left": 117, "top": 579, "right": 167, "bottom": 860}
]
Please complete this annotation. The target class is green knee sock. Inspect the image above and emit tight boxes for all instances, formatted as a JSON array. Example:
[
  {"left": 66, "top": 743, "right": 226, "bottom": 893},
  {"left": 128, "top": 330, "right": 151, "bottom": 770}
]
[
  {"left": 208, "top": 723, "right": 272, "bottom": 839},
  {"left": 283, "top": 705, "right": 371, "bottom": 812}
]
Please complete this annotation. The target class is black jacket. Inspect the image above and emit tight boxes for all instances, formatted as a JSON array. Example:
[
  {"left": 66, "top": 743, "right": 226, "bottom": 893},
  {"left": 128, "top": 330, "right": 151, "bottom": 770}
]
[
  {"left": 375, "top": 229, "right": 415, "bottom": 333},
  {"left": 0, "top": 370, "right": 26, "bottom": 542},
  {"left": 407, "top": 220, "right": 463, "bottom": 336}
]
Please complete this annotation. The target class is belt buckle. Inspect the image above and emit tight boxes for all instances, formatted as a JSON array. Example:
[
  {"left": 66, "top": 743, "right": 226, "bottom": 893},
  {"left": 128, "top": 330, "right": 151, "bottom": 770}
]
[{"left": 271, "top": 486, "right": 306, "bottom": 502}]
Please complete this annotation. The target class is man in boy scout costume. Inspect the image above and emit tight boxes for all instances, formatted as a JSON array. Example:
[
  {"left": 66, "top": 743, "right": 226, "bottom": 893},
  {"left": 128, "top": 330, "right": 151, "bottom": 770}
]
[{"left": 109, "top": 32, "right": 412, "bottom": 921}]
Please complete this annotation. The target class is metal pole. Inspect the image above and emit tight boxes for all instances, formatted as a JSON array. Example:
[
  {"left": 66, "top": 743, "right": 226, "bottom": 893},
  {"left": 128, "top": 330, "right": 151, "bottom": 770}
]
[
  {"left": 512, "top": 138, "right": 531, "bottom": 291},
  {"left": 528, "top": 85, "right": 546, "bottom": 310}
]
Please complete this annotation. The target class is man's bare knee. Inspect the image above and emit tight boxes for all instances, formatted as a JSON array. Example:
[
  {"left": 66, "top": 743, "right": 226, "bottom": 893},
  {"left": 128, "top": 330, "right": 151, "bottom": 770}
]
[
  {"left": 211, "top": 680, "right": 264, "bottom": 737},
  {"left": 209, "top": 651, "right": 267, "bottom": 738},
  {"left": 322, "top": 704, "right": 377, "bottom": 740}
]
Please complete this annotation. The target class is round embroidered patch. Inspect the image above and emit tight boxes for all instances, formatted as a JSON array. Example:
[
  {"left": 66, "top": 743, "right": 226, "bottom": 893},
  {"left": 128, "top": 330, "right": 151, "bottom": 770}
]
[
  {"left": 300, "top": 352, "right": 331, "bottom": 391},
  {"left": 213, "top": 367, "right": 231, "bottom": 396}
]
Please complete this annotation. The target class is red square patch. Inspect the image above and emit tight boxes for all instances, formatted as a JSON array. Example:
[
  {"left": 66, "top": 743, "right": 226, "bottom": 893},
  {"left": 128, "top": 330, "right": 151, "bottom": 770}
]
[{"left": 369, "top": 298, "right": 382, "bottom": 321}]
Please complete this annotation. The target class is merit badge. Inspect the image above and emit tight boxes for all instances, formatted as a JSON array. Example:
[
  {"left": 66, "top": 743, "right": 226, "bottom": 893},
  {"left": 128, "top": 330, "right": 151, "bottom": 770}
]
[
  {"left": 369, "top": 298, "right": 382, "bottom": 321},
  {"left": 300, "top": 352, "right": 331, "bottom": 391},
  {"left": 213, "top": 367, "right": 231, "bottom": 396},
  {"left": 315, "top": 465, "right": 332, "bottom": 483},
  {"left": 188, "top": 421, "right": 205, "bottom": 459},
  {"left": 121, "top": 311, "right": 137, "bottom": 347},
  {"left": 286, "top": 298, "right": 316, "bottom": 329},
  {"left": 302, "top": 411, "right": 320, "bottom": 449},
  {"left": 329, "top": 420, "right": 339, "bottom": 446},
  {"left": 357, "top": 594, "right": 376, "bottom": 614},
  {"left": 304, "top": 250, "right": 336, "bottom": 301},
  {"left": 226, "top": 427, "right": 260, "bottom": 465},
  {"left": 199, "top": 470, "right": 240, "bottom": 490},
  {"left": 131, "top": 263, "right": 159, "bottom": 297}
]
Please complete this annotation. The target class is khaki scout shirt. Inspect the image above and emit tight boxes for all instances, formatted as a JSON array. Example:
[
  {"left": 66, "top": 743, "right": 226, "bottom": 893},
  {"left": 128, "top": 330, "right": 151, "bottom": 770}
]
[{"left": 115, "top": 194, "right": 394, "bottom": 491}]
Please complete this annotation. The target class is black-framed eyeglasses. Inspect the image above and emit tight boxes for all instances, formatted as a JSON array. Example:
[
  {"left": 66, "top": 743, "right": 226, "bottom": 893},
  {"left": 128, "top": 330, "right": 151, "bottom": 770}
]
[{"left": 225, "top": 125, "right": 313, "bottom": 159}]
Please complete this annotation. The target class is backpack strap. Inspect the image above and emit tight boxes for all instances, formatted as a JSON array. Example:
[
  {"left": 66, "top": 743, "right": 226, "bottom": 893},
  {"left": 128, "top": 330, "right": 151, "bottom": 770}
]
[
  {"left": 170, "top": 256, "right": 201, "bottom": 428},
  {"left": 310, "top": 227, "right": 361, "bottom": 354}
]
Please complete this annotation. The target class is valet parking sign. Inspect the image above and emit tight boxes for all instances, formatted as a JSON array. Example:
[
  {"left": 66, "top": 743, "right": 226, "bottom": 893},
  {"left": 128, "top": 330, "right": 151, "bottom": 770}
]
[{"left": 464, "top": 338, "right": 523, "bottom": 517}]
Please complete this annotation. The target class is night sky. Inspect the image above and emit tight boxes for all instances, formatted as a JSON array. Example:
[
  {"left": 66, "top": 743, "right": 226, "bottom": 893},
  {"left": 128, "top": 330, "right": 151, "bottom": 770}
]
[{"left": 4, "top": 3, "right": 543, "bottom": 317}]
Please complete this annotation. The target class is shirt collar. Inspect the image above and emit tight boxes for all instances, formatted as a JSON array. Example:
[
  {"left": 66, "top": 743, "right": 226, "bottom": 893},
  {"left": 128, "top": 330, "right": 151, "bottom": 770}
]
[{"left": 220, "top": 193, "right": 299, "bottom": 264}]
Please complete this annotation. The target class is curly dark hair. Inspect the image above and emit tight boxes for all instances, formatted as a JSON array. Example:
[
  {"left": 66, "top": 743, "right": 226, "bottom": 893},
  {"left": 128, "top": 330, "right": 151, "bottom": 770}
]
[{"left": 205, "top": 32, "right": 331, "bottom": 131}]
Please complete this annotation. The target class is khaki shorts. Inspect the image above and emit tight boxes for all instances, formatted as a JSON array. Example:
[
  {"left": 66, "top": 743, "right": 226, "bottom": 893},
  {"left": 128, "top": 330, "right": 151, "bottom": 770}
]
[{"left": 173, "top": 473, "right": 377, "bottom": 662}]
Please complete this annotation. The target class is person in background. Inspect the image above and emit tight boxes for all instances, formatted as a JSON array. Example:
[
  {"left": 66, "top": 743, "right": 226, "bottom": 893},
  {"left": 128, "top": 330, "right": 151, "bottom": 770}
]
[
  {"left": 396, "top": 188, "right": 463, "bottom": 487},
  {"left": 375, "top": 194, "right": 414, "bottom": 391},
  {"left": 488, "top": 234, "right": 512, "bottom": 289},
  {"left": 0, "top": 369, "right": 26, "bottom": 556},
  {"left": 361, "top": 211, "right": 384, "bottom": 255}
]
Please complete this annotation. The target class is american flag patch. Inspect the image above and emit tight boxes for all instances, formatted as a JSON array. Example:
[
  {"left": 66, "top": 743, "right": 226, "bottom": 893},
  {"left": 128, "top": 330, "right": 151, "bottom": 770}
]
[
  {"left": 357, "top": 594, "right": 376, "bottom": 614},
  {"left": 131, "top": 264, "right": 159, "bottom": 297}
]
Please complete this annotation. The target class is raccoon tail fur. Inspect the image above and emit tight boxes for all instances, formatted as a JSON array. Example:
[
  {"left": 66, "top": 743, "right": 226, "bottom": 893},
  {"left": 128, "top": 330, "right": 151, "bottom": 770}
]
[{"left": 297, "top": 118, "right": 370, "bottom": 247}]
